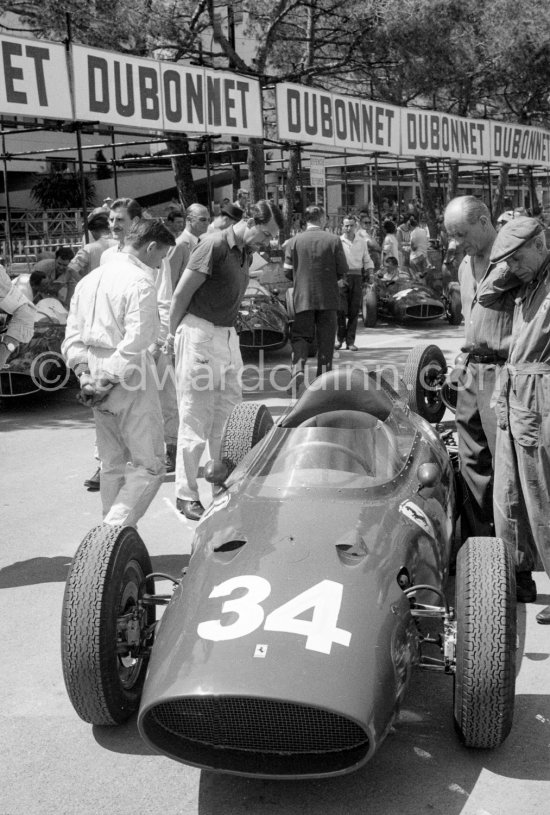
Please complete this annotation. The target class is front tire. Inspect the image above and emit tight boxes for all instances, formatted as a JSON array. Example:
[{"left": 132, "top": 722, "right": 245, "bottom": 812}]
[
  {"left": 454, "top": 536, "right": 516, "bottom": 748},
  {"left": 403, "top": 343, "right": 447, "bottom": 423},
  {"left": 221, "top": 402, "right": 274, "bottom": 472},
  {"left": 61, "top": 525, "right": 155, "bottom": 725}
]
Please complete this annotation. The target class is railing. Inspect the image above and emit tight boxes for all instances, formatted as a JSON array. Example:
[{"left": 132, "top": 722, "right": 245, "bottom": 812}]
[{"left": 0, "top": 209, "right": 83, "bottom": 259}]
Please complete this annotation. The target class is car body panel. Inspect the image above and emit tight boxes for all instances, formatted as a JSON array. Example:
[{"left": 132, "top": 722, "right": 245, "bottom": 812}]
[{"left": 138, "top": 371, "right": 456, "bottom": 778}]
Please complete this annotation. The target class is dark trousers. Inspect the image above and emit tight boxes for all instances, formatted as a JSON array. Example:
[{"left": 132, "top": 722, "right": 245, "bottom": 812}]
[
  {"left": 290, "top": 309, "right": 337, "bottom": 378},
  {"left": 455, "top": 361, "right": 499, "bottom": 536},
  {"left": 337, "top": 274, "right": 363, "bottom": 345}
]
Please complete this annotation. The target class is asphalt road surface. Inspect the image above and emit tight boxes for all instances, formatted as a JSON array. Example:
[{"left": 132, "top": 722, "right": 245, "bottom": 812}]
[{"left": 1, "top": 320, "right": 549, "bottom": 815}]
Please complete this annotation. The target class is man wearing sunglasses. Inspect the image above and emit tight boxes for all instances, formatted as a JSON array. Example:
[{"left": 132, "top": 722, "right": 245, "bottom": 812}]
[{"left": 169, "top": 199, "right": 283, "bottom": 521}]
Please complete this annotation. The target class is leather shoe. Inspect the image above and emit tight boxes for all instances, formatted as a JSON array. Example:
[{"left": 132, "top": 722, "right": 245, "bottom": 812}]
[
  {"left": 176, "top": 498, "right": 205, "bottom": 521},
  {"left": 334, "top": 341, "right": 342, "bottom": 350},
  {"left": 84, "top": 467, "right": 100, "bottom": 491},
  {"left": 536, "top": 605, "right": 550, "bottom": 624},
  {"left": 164, "top": 444, "right": 176, "bottom": 474},
  {"left": 347, "top": 344, "right": 358, "bottom": 351},
  {"left": 516, "top": 571, "right": 537, "bottom": 603}
]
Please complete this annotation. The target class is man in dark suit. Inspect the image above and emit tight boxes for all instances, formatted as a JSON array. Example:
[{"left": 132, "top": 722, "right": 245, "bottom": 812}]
[{"left": 284, "top": 206, "right": 348, "bottom": 396}]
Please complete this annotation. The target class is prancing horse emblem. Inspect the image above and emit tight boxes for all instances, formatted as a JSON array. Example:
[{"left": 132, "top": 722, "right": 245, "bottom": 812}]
[{"left": 399, "top": 500, "right": 435, "bottom": 538}]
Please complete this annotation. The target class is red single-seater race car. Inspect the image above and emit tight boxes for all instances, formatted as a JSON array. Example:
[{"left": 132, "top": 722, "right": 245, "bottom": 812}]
[{"left": 61, "top": 347, "right": 516, "bottom": 778}]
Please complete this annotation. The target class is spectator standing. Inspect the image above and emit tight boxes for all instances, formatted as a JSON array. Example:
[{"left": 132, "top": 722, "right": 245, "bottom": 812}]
[
  {"left": 409, "top": 217, "right": 430, "bottom": 279},
  {"left": 62, "top": 219, "right": 175, "bottom": 528},
  {"left": 169, "top": 199, "right": 283, "bottom": 521},
  {"left": 336, "top": 215, "right": 374, "bottom": 351},
  {"left": 357, "top": 211, "right": 381, "bottom": 268},
  {"left": 380, "top": 219, "right": 399, "bottom": 266},
  {"left": 165, "top": 208, "right": 185, "bottom": 237},
  {"left": 284, "top": 205, "right": 348, "bottom": 395},
  {"left": 443, "top": 196, "right": 533, "bottom": 603},
  {"left": 234, "top": 188, "right": 250, "bottom": 215},
  {"left": 155, "top": 203, "right": 210, "bottom": 473},
  {"left": 33, "top": 246, "right": 77, "bottom": 308},
  {"left": 397, "top": 216, "right": 413, "bottom": 268},
  {"left": 67, "top": 209, "right": 117, "bottom": 280},
  {"left": 100, "top": 197, "right": 143, "bottom": 264},
  {"left": 83, "top": 196, "right": 144, "bottom": 492},
  {"left": 486, "top": 217, "right": 550, "bottom": 622}
]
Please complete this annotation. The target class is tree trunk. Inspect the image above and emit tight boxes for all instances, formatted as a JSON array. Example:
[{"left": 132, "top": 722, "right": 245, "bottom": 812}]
[
  {"left": 447, "top": 160, "right": 460, "bottom": 202},
  {"left": 165, "top": 136, "right": 197, "bottom": 209},
  {"left": 522, "top": 166, "right": 542, "bottom": 216},
  {"left": 415, "top": 158, "right": 437, "bottom": 238},
  {"left": 247, "top": 138, "right": 266, "bottom": 204},
  {"left": 282, "top": 147, "right": 300, "bottom": 240},
  {"left": 492, "top": 164, "right": 510, "bottom": 222}
]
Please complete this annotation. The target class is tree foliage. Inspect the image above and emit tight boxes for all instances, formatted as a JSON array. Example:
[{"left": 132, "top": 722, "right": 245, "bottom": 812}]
[{"left": 3, "top": 0, "right": 550, "bottom": 224}]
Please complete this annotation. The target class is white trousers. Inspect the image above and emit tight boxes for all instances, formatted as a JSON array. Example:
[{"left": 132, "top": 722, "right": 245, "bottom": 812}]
[
  {"left": 94, "top": 361, "right": 165, "bottom": 527},
  {"left": 155, "top": 350, "right": 178, "bottom": 446},
  {"left": 174, "top": 313, "right": 242, "bottom": 502}
]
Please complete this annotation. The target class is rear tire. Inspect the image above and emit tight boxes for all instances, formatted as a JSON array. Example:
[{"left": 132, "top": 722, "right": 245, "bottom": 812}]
[
  {"left": 403, "top": 343, "right": 447, "bottom": 423},
  {"left": 454, "top": 536, "right": 516, "bottom": 748},
  {"left": 362, "top": 285, "right": 378, "bottom": 327},
  {"left": 446, "top": 286, "right": 463, "bottom": 325},
  {"left": 61, "top": 525, "right": 155, "bottom": 725},
  {"left": 221, "top": 402, "right": 274, "bottom": 472}
]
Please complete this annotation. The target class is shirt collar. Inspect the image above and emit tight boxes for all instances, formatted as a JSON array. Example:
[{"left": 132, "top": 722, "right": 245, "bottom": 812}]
[{"left": 120, "top": 251, "right": 157, "bottom": 280}]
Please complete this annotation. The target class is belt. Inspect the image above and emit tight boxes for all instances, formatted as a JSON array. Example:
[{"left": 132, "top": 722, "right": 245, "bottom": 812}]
[{"left": 467, "top": 352, "right": 506, "bottom": 364}]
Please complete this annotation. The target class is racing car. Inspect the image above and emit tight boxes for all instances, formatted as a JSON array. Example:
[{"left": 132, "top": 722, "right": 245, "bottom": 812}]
[
  {"left": 362, "top": 268, "right": 462, "bottom": 327},
  {"left": 61, "top": 346, "right": 516, "bottom": 778},
  {"left": 235, "top": 277, "right": 289, "bottom": 351},
  {"left": 0, "top": 295, "right": 69, "bottom": 397}
]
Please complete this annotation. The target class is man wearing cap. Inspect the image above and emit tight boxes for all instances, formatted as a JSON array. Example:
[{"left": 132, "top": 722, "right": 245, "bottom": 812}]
[
  {"left": 154, "top": 203, "right": 211, "bottom": 472},
  {"left": 444, "top": 197, "right": 525, "bottom": 566},
  {"left": 68, "top": 209, "right": 117, "bottom": 280},
  {"left": 169, "top": 199, "right": 283, "bottom": 521},
  {"left": 484, "top": 216, "right": 550, "bottom": 623}
]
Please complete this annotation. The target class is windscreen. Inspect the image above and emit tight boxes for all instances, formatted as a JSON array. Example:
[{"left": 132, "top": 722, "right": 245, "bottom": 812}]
[{"left": 228, "top": 407, "right": 416, "bottom": 498}]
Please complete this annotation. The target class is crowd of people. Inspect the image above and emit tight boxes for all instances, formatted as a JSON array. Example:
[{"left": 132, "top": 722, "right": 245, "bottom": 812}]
[{"left": 2, "top": 189, "right": 550, "bottom": 624}]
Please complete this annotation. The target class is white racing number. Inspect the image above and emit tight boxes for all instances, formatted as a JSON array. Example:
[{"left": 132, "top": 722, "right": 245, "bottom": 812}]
[{"left": 197, "top": 576, "right": 351, "bottom": 655}]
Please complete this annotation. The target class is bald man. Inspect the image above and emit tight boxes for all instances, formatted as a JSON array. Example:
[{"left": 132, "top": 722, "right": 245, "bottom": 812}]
[{"left": 443, "top": 196, "right": 533, "bottom": 600}]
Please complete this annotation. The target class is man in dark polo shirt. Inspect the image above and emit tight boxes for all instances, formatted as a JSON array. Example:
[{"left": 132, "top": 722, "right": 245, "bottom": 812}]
[
  {"left": 284, "top": 205, "right": 348, "bottom": 395},
  {"left": 169, "top": 199, "right": 283, "bottom": 520},
  {"left": 444, "top": 196, "right": 535, "bottom": 603}
]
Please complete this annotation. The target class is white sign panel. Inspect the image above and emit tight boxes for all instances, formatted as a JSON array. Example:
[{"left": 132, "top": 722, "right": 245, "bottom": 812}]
[
  {"left": 0, "top": 35, "right": 73, "bottom": 119},
  {"left": 400, "top": 109, "right": 491, "bottom": 161},
  {"left": 73, "top": 45, "right": 264, "bottom": 136},
  {"left": 276, "top": 83, "right": 401, "bottom": 154},
  {"left": 310, "top": 155, "right": 325, "bottom": 187}
]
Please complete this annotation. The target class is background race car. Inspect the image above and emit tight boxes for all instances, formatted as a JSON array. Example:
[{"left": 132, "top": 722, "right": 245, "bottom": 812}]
[
  {"left": 0, "top": 296, "right": 69, "bottom": 397},
  {"left": 236, "top": 277, "right": 289, "bottom": 351},
  {"left": 362, "top": 268, "right": 462, "bottom": 327}
]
